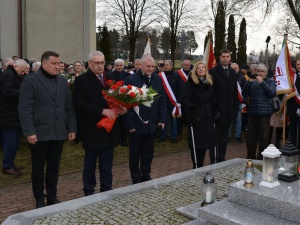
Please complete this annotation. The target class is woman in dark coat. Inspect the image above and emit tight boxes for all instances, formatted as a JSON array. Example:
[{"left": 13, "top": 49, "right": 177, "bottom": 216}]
[{"left": 182, "top": 62, "right": 218, "bottom": 168}]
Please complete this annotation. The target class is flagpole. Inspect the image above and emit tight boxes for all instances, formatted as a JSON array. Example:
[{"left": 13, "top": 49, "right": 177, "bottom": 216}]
[{"left": 282, "top": 104, "right": 286, "bottom": 146}]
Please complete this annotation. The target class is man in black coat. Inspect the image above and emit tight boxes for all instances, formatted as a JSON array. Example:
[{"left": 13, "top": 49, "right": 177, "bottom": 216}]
[
  {"left": 19, "top": 51, "right": 77, "bottom": 208},
  {"left": 0, "top": 59, "right": 27, "bottom": 176},
  {"left": 159, "top": 60, "right": 185, "bottom": 143},
  {"left": 287, "top": 59, "right": 300, "bottom": 149},
  {"left": 209, "top": 48, "right": 239, "bottom": 162},
  {"left": 123, "top": 55, "right": 167, "bottom": 184},
  {"left": 73, "top": 51, "right": 121, "bottom": 196}
]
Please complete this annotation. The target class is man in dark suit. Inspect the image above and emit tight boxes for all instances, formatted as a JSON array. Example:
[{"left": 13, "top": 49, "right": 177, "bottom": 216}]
[
  {"left": 73, "top": 51, "right": 121, "bottom": 196},
  {"left": 123, "top": 55, "right": 167, "bottom": 184},
  {"left": 287, "top": 59, "right": 300, "bottom": 149},
  {"left": 19, "top": 51, "right": 77, "bottom": 208},
  {"left": 209, "top": 48, "right": 239, "bottom": 162}
]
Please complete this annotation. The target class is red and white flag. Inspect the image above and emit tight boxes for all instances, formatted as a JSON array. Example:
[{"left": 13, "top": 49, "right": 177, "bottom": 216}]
[
  {"left": 273, "top": 36, "right": 296, "bottom": 112},
  {"left": 203, "top": 35, "right": 216, "bottom": 70}
]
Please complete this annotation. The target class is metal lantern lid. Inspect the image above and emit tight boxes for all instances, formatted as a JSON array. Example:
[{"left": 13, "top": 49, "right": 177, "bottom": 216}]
[
  {"left": 203, "top": 172, "right": 215, "bottom": 184},
  {"left": 279, "top": 142, "right": 300, "bottom": 156},
  {"left": 261, "top": 144, "right": 282, "bottom": 158}
]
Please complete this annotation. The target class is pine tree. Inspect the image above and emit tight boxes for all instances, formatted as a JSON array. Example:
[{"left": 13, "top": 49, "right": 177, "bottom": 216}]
[
  {"left": 214, "top": 0, "right": 226, "bottom": 63},
  {"left": 237, "top": 18, "right": 247, "bottom": 66},
  {"left": 99, "top": 26, "right": 113, "bottom": 64},
  {"left": 227, "top": 14, "right": 237, "bottom": 62}
]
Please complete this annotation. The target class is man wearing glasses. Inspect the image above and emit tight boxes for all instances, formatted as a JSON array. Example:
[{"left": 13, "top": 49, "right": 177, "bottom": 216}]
[{"left": 73, "top": 51, "right": 121, "bottom": 196}]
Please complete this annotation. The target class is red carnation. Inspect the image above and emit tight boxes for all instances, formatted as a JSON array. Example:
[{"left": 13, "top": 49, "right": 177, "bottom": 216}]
[
  {"left": 127, "top": 85, "right": 132, "bottom": 90},
  {"left": 111, "top": 84, "right": 118, "bottom": 90},
  {"left": 129, "top": 92, "right": 136, "bottom": 98},
  {"left": 119, "top": 87, "right": 126, "bottom": 94},
  {"left": 138, "top": 88, "right": 143, "bottom": 95},
  {"left": 116, "top": 81, "right": 124, "bottom": 86},
  {"left": 106, "top": 80, "right": 114, "bottom": 86}
]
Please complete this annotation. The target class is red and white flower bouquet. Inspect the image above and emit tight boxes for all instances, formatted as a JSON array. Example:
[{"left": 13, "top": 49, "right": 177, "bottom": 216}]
[{"left": 97, "top": 80, "right": 158, "bottom": 132}]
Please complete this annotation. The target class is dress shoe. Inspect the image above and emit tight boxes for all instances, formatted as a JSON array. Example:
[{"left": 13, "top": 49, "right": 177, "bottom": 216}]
[
  {"left": 2, "top": 169, "right": 22, "bottom": 175},
  {"left": 235, "top": 137, "right": 243, "bottom": 143},
  {"left": 36, "top": 199, "right": 45, "bottom": 209},
  {"left": 47, "top": 198, "right": 61, "bottom": 206},
  {"left": 172, "top": 138, "right": 177, "bottom": 144},
  {"left": 13, "top": 165, "right": 24, "bottom": 170}
]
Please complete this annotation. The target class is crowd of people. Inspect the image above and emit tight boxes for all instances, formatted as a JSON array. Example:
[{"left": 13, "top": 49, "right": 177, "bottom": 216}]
[{"left": 1, "top": 49, "right": 299, "bottom": 209}]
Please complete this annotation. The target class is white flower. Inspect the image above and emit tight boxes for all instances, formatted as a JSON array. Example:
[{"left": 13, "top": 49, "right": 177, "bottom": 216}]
[{"left": 142, "top": 100, "right": 154, "bottom": 107}]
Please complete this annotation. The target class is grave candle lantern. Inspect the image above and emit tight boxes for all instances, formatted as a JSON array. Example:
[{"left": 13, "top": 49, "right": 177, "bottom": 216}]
[
  {"left": 244, "top": 159, "right": 255, "bottom": 187},
  {"left": 278, "top": 142, "right": 300, "bottom": 183},
  {"left": 201, "top": 172, "right": 217, "bottom": 207},
  {"left": 259, "top": 144, "right": 281, "bottom": 188}
]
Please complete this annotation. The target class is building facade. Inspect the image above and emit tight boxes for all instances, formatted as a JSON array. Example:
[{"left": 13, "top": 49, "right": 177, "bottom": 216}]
[{"left": 0, "top": 0, "right": 96, "bottom": 63}]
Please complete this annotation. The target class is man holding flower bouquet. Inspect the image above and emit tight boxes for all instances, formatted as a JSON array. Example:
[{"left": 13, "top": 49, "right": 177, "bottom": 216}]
[
  {"left": 73, "top": 51, "right": 121, "bottom": 196},
  {"left": 123, "top": 55, "right": 167, "bottom": 184}
]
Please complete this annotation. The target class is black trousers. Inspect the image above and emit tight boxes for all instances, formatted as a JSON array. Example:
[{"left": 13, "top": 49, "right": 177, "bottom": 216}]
[
  {"left": 215, "top": 123, "right": 230, "bottom": 162},
  {"left": 190, "top": 148, "right": 206, "bottom": 168},
  {"left": 128, "top": 132, "right": 156, "bottom": 184},
  {"left": 30, "top": 140, "right": 64, "bottom": 200},
  {"left": 246, "top": 116, "right": 270, "bottom": 159},
  {"left": 83, "top": 146, "right": 114, "bottom": 196}
]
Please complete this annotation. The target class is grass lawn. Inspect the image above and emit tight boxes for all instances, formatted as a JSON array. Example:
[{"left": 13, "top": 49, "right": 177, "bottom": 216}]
[{"left": 0, "top": 129, "right": 188, "bottom": 188}]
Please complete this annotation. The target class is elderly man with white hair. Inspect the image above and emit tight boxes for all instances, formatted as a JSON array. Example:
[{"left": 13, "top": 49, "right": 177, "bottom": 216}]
[
  {"left": 242, "top": 63, "right": 276, "bottom": 160},
  {"left": 0, "top": 59, "right": 28, "bottom": 176},
  {"left": 0, "top": 57, "right": 14, "bottom": 75},
  {"left": 32, "top": 61, "right": 41, "bottom": 73}
]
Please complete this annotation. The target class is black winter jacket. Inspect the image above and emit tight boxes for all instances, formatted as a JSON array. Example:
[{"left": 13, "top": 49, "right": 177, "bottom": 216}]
[
  {"left": 242, "top": 78, "right": 276, "bottom": 116},
  {"left": 0, "top": 66, "right": 24, "bottom": 129}
]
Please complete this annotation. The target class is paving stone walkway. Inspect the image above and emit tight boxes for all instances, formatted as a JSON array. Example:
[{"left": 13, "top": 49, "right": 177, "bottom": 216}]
[
  {"left": 0, "top": 140, "right": 247, "bottom": 224},
  {"left": 32, "top": 163, "right": 246, "bottom": 225}
]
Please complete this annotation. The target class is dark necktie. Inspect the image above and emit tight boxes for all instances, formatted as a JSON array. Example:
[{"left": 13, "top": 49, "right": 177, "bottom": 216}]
[
  {"left": 98, "top": 75, "right": 104, "bottom": 85},
  {"left": 224, "top": 68, "right": 229, "bottom": 78}
]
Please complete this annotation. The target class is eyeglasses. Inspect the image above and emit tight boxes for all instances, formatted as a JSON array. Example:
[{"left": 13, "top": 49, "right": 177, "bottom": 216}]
[{"left": 89, "top": 60, "right": 106, "bottom": 66}]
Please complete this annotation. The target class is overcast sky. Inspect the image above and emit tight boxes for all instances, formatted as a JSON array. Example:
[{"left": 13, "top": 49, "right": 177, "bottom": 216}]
[{"left": 97, "top": 1, "right": 297, "bottom": 57}]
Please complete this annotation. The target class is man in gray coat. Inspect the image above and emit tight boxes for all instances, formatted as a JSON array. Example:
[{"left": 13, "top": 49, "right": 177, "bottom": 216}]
[{"left": 19, "top": 51, "right": 77, "bottom": 209}]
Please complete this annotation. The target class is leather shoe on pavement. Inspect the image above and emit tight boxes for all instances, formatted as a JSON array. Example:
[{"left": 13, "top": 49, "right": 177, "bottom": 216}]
[
  {"left": 47, "top": 198, "right": 61, "bottom": 206},
  {"left": 2, "top": 169, "right": 22, "bottom": 175},
  {"left": 36, "top": 199, "right": 45, "bottom": 209},
  {"left": 13, "top": 165, "right": 24, "bottom": 170}
]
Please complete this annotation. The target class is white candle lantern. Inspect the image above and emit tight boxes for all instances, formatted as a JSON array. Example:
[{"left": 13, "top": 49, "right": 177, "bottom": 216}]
[
  {"left": 278, "top": 142, "right": 300, "bottom": 182},
  {"left": 201, "top": 172, "right": 217, "bottom": 207},
  {"left": 259, "top": 144, "right": 281, "bottom": 188}
]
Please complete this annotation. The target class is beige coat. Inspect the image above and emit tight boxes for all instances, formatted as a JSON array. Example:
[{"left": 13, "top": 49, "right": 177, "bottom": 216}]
[{"left": 270, "top": 111, "right": 283, "bottom": 127}]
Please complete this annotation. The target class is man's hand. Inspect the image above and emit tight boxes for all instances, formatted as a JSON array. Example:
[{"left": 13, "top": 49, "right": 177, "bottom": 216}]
[
  {"left": 102, "top": 109, "right": 116, "bottom": 120},
  {"left": 69, "top": 133, "right": 76, "bottom": 141},
  {"left": 27, "top": 135, "right": 38, "bottom": 145},
  {"left": 129, "top": 129, "right": 136, "bottom": 133},
  {"left": 158, "top": 123, "right": 165, "bottom": 129},
  {"left": 256, "top": 76, "right": 263, "bottom": 83}
]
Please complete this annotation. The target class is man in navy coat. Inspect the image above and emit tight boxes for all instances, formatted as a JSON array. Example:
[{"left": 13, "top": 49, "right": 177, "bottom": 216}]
[{"left": 123, "top": 55, "right": 167, "bottom": 184}]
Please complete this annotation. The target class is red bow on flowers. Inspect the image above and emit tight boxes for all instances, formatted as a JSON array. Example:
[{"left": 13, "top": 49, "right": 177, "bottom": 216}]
[
  {"left": 97, "top": 86, "right": 138, "bottom": 132},
  {"left": 97, "top": 80, "right": 158, "bottom": 132}
]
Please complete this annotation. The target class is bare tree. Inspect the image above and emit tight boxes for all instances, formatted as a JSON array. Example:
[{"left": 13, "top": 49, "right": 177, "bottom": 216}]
[
  {"left": 98, "top": 0, "right": 157, "bottom": 61},
  {"left": 155, "top": 0, "right": 196, "bottom": 63}
]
